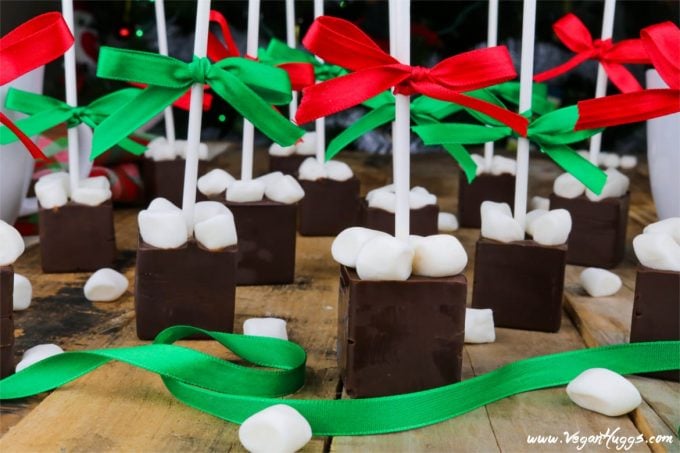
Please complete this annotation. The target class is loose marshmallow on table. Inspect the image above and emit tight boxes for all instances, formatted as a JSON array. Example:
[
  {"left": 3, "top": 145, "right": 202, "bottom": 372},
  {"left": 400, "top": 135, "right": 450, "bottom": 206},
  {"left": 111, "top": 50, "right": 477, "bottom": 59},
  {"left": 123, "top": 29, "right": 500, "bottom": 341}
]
[
  {"left": 16, "top": 344, "right": 64, "bottom": 373},
  {"left": 324, "top": 160, "right": 353, "bottom": 181},
  {"left": 464, "top": 308, "right": 495, "bottom": 343},
  {"left": 197, "top": 169, "right": 235, "bottom": 196},
  {"left": 480, "top": 201, "right": 523, "bottom": 243},
  {"left": 409, "top": 187, "right": 437, "bottom": 209},
  {"left": 35, "top": 176, "right": 68, "bottom": 209},
  {"left": 643, "top": 217, "right": 680, "bottom": 245},
  {"left": 331, "top": 227, "right": 388, "bottom": 267},
  {"left": 138, "top": 209, "right": 188, "bottom": 249},
  {"left": 580, "top": 268, "right": 622, "bottom": 297},
  {"left": 489, "top": 155, "right": 516, "bottom": 176},
  {"left": 524, "top": 209, "right": 548, "bottom": 237},
  {"left": 84, "top": 268, "right": 129, "bottom": 302},
  {"left": 0, "top": 221, "right": 25, "bottom": 266},
  {"left": 531, "top": 209, "right": 572, "bottom": 246},
  {"left": 553, "top": 172, "right": 586, "bottom": 199},
  {"left": 295, "top": 132, "right": 317, "bottom": 155},
  {"left": 13, "top": 273, "right": 32, "bottom": 311},
  {"left": 586, "top": 168, "right": 629, "bottom": 202},
  {"left": 438, "top": 212, "right": 459, "bottom": 232},
  {"left": 239, "top": 404, "right": 312, "bottom": 453},
  {"left": 268, "top": 142, "right": 296, "bottom": 157},
  {"left": 264, "top": 175, "right": 305, "bottom": 204},
  {"left": 633, "top": 233, "right": 680, "bottom": 272},
  {"left": 145, "top": 136, "right": 177, "bottom": 161},
  {"left": 227, "top": 180, "right": 266, "bottom": 203},
  {"left": 298, "top": 157, "right": 327, "bottom": 181},
  {"left": 71, "top": 187, "right": 112, "bottom": 206},
  {"left": 566, "top": 368, "right": 641, "bottom": 417},
  {"left": 195, "top": 214, "right": 238, "bottom": 250},
  {"left": 243, "top": 317, "right": 288, "bottom": 340},
  {"left": 619, "top": 155, "right": 637, "bottom": 169},
  {"left": 412, "top": 234, "right": 467, "bottom": 277},
  {"left": 193, "top": 201, "right": 230, "bottom": 225},
  {"left": 530, "top": 195, "right": 550, "bottom": 211},
  {"left": 355, "top": 235, "right": 414, "bottom": 281}
]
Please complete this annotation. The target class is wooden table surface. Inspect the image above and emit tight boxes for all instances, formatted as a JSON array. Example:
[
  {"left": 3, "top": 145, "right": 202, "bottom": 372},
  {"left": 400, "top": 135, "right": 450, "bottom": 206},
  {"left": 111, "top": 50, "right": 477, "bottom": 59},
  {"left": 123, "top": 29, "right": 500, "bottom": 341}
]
[{"left": 1, "top": 147, "right": 678, "bottom": 452}]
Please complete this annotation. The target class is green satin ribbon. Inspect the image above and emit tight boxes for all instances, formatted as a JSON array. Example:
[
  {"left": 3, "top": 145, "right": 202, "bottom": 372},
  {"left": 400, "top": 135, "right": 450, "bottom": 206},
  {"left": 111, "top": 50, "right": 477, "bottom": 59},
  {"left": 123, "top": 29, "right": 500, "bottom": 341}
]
[
  {"left": 413, "top": 105, "right": 607, "bottom": 194},
  {"left": 0, "top": 88, "right": 146, "bottom": 158},
  {"left": 93, "top": 47, "right": 304, "bottom": 156},
  {"left": 491, "top": 81, "right": 556, "bottom": 117},
  {"left": 1, "top": 325, "right": 677, "bottom": 437}
]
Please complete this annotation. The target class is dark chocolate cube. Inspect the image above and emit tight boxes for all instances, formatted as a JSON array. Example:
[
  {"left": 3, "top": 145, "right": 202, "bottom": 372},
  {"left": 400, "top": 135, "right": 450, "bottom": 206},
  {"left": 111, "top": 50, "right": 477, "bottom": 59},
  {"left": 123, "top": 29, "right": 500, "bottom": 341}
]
[
  {"left": 39, "top": 201, "right": 116, "bottom": 273},
  {"left": 338, "top": 266, "right": 467, "bottom": 398},
  {"left": 472, "top": 238, "right": 566, "bottom": 332},
  {"left": 135, "top": 240, "right": 237, "bottom": 340},
  {"left": 141, "top": 157, "right": 208, "bottom": 206},
  {"left": 458, "top": 172, "right": 515, "bottom": 228},
  {"left": 0, "top": 345, "right": 14, "bottom": 379},
  {"left": 298, "top": 177, "right": 360, "bottom": 236},
  {"left": 362, "top": 201, "right": 439, "bottom": 236},
  {"left": 0, "top": 317, "right": 13, "bottom": 347},
  {"left": 549, "top": 193, "right": 629, "bottom": 268},
  {"left": 1, "top": 265, "right": 13, "bottom": 316},
  {"left": 630, "top": 266, "right": 680, "bottom": 381},
  {"left": 269, "top": 154, "right": 307, "bottom": 176}
]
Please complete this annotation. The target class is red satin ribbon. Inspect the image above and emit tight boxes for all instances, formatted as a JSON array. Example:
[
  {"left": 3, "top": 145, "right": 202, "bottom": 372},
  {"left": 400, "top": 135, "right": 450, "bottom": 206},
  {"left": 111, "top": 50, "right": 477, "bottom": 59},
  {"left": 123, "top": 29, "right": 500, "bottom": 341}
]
[
  {"left": 534, "top": 13, "right": 650, "bottom": 93},
  {"left": 576, "top": 21, "right": 680, "bottom": 130},
  {"left": 295, "top": 16, "right": 528, "bottom": 136}
]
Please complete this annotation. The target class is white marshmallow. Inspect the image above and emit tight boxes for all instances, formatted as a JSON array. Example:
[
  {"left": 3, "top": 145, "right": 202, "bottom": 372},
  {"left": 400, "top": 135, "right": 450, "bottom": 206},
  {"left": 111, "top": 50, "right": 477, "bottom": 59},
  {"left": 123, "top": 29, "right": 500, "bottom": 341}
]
[
  {"left": 256, "top": 171, "right": 284, "bottom": 187},
  {"left": 470, "top": 153, "right": 486, "bottom": 176},
  {"left": 268, "top": 142, "right": 296, "bottom": 157},
  {"left": 367, "top": 190, "right": 396, "bottom": 213},
  {"left": 265, "top": 175, "right": 305, "bottom": 204},
  {"left": 586, "top": 168, "right": 629, "bottom": 201},
  {"left": 566, "top": 368, "right": 641, "bottom": 417},
  {"left": 438, "top": 212, "right": 459, "bottom": 232},
  {"left": 530, "top": 195, "right": 550, "bottom": 211},
  {"left": 298, "top": 157, "right": 327, "bottom": 181},
  {"left": 481, "top": 202, "right": 523, "bottom": 243},
  {"left": 355, "top": 235, "right": 414, "bottom": 281},
  {"left": 579, "top": 268, "right": 622, "bottom": 297},
  {"left": 600, "top": 152, "right": 620, "bottom": 169},
  {"left": 577, "top": 150, "right": 590, "bottom": 160},
  {"left": 227, "top": 180, "right": 266, "bottom": 203},
  {"left": 194, "top": 201, "right": 230, "bottom": 225},
  {"left": 295, "top": 132, "right": 317, "bottom": 155},
  {"left": 553, "top": 172, "right": 586, "bottom": 199},
  {"left": 243, "top": 318, "right": 288, "bottom": 340},
  {"left": 197, "top": 169, "right": 235, "bottom": 196},
  {"left": 531, "top": 209, "right": 572, "bottom": 246},
  {"left": 480, "top": 201, "right": 513, "bottom": 219},
  {"left": 174, "top": 139, "right": 208, "bottom": 160},
  {"left": 324, "top": 160, "right": 353, "bottom": 181},
  {"left": 643, "top": 218, "right": 680, "bottom": 245},
  {"left": 464, "top": 308, "right": 495, "bottom": 343},
  {"left": 239, "top": 404, "right": 312, "bottom": 453},
  {"left": 525, "top": 209, "right": 548, "bottom": 237},
  {"left": 16, "top": 344, "right": 64, "bottom": 373},
  {"left": 195, "top": 214, "right": 238, "bottom": 250},
  {"left": 35, "top": 177, "right": 68, "bottom": 209},
  {"left": 13, "top": 273, "right": 31, "bottom": 311},
  {"left": 79, "top": 176, "right": 111, "bottom": 191},
  {"left": 331, "top": 227, "right": 388, "bottom": 268},
  {"left": 409, "top": 188, "right": 437, "bottom": 209},
  {"left": 145, "top": 136, "right": 177, "bottom": 161},
  {"left": 619, "top": 155, "right": 637, "bottom": 169},
  {"left": 632, "top": 233, "right": 680, "bottom": 272},
  {"left": 71, "top": 187, "right": 112, "bottom": 206},
  {"left": 489, "top": 155, "right": 516, "bottom": 176},
  {"left": 138, "top": 209, "right": 188, "bottom": 249},
  {"left": 38, "top": 172, "right": 70, "bottom": 197},
  {"left": 84, "top": 268, "right": 129, "bottom": 302},
  {"left": 147, "top": 197, "right": 181, "bottom": 212},
  {"left": 412, "top": 234, "right": 467, "bottom": 277},
  {"left": 0, "top": 221, "right": 25, "bottom": 266},
  {"left": 365, "top": 184, "right": 394, "bottom": 203}
]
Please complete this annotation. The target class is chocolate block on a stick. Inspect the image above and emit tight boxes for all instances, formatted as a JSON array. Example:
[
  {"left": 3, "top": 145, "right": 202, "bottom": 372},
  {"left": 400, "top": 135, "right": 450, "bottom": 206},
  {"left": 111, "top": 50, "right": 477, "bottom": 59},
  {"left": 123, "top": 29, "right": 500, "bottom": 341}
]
[
  {"left": 39, "top": 201, "right": 116, "bottom": 273},
  {"left": 549, "top": 193, "right": 629, "bottom": 268},
  {"left": 0, "top": 265, "right": 13, "bottom": 315},
  {"left": 0, "top": 266, "right": 14, "bottom": 378},
  {"left": 338, "top": 266, "right": 467, "bottom": 398},
  {"left": 472, "top": 238, "right": 566, "bottom": 332},
  {"left": 362, "top": 202, "right": 439, "bottom": 236},
  {"left": 141, "top": 157, "right": 208, "bottom": 206},
  {"left": 630, "top": 266, "right": 680, "bottom": 381},
  {"left": 135, "top": 240, "right": 237, "bottom": 340},
  {"left": 269, "top": 154, "right": 308, "bottom": 176},
  {"left": 458, "top": 172, "right": 515, "bottom": 228},
  {"left": 298, "top": 178, "right": 360, "bottom": 236}
]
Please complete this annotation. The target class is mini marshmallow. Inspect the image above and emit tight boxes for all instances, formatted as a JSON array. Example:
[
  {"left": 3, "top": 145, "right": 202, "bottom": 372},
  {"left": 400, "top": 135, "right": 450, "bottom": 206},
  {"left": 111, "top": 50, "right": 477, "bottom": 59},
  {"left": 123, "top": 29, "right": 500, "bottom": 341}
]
[
  {"left": 324, "top": 160, "right": 353, "bottom": 181},
  {"left": 480, "top": 201, "right": 513, "bottom": 219},
  {"left": 579, "top": 268, "right": 622, "bottom": 297},
  {"left": 524, "top": 209, "right": 548, "bottom": 237},
  {"left": 227, "top": 180, "right": 266, "bottom": 203},
  {"left": 145, "top": 136, "right": 177, "bottom": 161},
  {"left": 174, "top": 139, "right": 208, "bottom": 160},
  {"left": 84, "top": 268, "right": 129, "bottom": 302},
  {"left": 147, "top": 197, "right": 181, "bottom": 212},
  {"left": 79, "top": 176, "right": 111, "bottom": 191},
  {"left": 619, "top": 155, "right": 637, "bottom": 169},
  {"left": 13, "top": 273, "right": 31, "bottom": 311},
  {"left": 438, "top": 212, "right": 459, "bottom": 232},
  {"left": 530, "top": 196, "right": 550, "bottom": 211},
  {"left": 0, "top": 221, "right": 25, "bottom": 266},
  {"left": 553, "top": 172, "right": 586, "bottom": 199},
  {"left": 197, "top": 169, "right": 235, "bottom": 196},
  {"left": 195, "top": 214, "right": 238, "bottom": 250},
  {"left": 331, "top": 227, "right": 388, "bottom": 267},
  {"left": 256, "top": 171, "right": 284, "bottom": 187},
  {"left": 35, "top": 177, "right": 68, "bottom": 209},
  {"left": 243, "top": 317, "right": 288, "bottom": 340},
  {"left": 632, "top": 233, "right": 680, "bottom": 272},
  {"left": 38, "top": 172, "right": 70, "bottom": 197},
  {"left": 365, "top": 184, "right": 394, "bottom": 203},
  {"left": 586, "top": 168, "right": 629, "bottom": 201},
  {"left": 298, "top": 157, "right": 327, "bottom": 181},
  {"left": 531, "top": 209, "right": 572, "bottom": 246},
  {"left": 269, "top": 142, "right": 296, "bottom": 157},
  {"left": 481, "top": 202, "right": 523, "bottom": 243},
  {"left": 238, "top": 404, "right": 312, "bottom": 453},
  {"left": 600, "top": 152, "right": 620, "bottom": 169},
  {"left": 264, "top": 175, "right": 305, "bottom": 204},
  {"left": 194, "top": 201, "right": 230, "bottom": 225},
  {"left": 355, "top": 235, "right": 414, "bottom": 281},
  {"left": 409, "top": 188, "right": 437, "bottom": 209},
  {"left": 412, "top": 234, "right": 467, "bottom": 277},
  {"left": 643, "top": 217, "right": 680, "bottom": 245},
  {"left": 138, "top": 209, "right": 188, "bottom": 249},
  {"left": 470, "top": 153, "right": 486, "bottom": 176},
  {"left": 295, "top": 131, "right": 317, "bottom": 155},
  {"left": 464, "top": 308, "right": 495, "bottom": 343},
  {"left": 71, "top": 187, "right": 112, "bottom": 206},
  {"left": 566, "top": 368, "right": 641, "bottom": 417},
  {"left": 16, "top": 344, "right": 64, "bottom": 373},
  {"left": 367, "top": 190, "right": 396, "bottom": 213},
  {"left": 489, "top": 155, "right": 516, "bottom": 176}
]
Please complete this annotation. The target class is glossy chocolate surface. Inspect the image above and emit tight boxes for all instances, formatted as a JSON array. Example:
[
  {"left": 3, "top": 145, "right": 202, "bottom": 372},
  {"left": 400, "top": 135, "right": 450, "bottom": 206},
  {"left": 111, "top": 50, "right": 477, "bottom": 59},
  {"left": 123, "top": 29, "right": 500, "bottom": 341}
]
[
  {"left": 141, "top": 157, "right": 208, "bottom": 206},
  {"left": 269, "top": 154, "right": 308, "bottom": 176},
  {"left": 458, "top": 172, "right": 515, "bottom": 228},
  {"left": 362, "top": 201, "right": 439, "bottom": 236},
  {"left": 298, "top": 177, "right": 360, "bottom": 236}
]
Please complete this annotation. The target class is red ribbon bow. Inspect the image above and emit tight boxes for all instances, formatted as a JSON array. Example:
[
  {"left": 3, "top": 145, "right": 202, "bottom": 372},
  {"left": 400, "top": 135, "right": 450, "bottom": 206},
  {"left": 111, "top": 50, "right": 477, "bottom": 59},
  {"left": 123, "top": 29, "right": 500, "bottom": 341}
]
[
  {"left": 206, "top": 10, "right": 314, "bottom": 91},
  {"left": 534, "top": 13, "right": 650, "bottom": 93},
  {"left": 576, "top": 21, "right": 680, "bottom": 130},
  {"left": 1, "top": 12, "right": 75, "bottom": 159},
  {"left": 294, "top": 16, "right": 528, "bottom": 136}
]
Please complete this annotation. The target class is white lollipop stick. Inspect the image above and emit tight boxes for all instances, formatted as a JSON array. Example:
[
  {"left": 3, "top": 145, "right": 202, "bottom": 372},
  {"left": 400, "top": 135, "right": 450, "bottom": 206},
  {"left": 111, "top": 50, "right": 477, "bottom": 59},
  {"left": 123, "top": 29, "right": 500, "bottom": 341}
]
[
  {"left": 483, "top": 0, "right": 499, "bottom": 169},
  {"left": 314, "top": 0, "right": 326, "bottom": 164},
  {"left": 155, "top": 0, "right": 176, "bottom": 146},
  {"left": 241, "top": 0, "right": 261, "bottom": 181},
  {"left": 285, "top": 0, "right": 298, "bottom": 121},
  {"left": 62, "top": 0, "right": 80, "bottom": 191}
]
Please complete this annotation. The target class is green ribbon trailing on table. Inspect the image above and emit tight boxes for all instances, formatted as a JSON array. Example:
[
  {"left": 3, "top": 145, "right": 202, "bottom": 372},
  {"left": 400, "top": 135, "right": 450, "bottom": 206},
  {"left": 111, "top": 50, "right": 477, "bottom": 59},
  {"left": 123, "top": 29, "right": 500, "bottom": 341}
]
[
  {"left": 92, "top": 47, "right": 305, "bottom": 156},
  {"left": 0, "top": 88, "right": 146, "bottom": 158},
  {"left": 1, "top": 325, "right": 677, "bottom": 436},
  {"left": 413, "top": 105, "right": 607, "bottom": 194}
]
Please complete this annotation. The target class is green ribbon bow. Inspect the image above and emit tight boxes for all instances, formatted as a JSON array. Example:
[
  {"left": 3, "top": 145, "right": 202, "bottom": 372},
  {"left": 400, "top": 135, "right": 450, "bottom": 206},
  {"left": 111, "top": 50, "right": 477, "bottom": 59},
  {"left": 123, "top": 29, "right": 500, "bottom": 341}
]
[
  {"left": 0, "top": 87, "right": 146, "bottom": 158},
  {"left": 490, "top": 81, "right": 556, "bottom": 117},
  {"left": 93, "top": 47, "right": 305, "bottom": 156},
  {"left": 413, "top": 105, "right": 607, "bottom": 194},
  {"left": 0, "top": 325, "right": 678, "bottom": 437}
]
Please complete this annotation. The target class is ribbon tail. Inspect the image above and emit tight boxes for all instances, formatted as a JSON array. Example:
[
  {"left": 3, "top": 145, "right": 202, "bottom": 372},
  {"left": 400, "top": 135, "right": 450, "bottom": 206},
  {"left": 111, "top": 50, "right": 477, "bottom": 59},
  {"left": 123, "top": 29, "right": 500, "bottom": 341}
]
[
  {"left": 603, "top": 62, "right": 643, "bottom": 93},
  {"left": 0, "top": 113, "right": 47, "bottom": 160},
  {"left": 442, "top": 144, "right": 477, "bottom": 183},
  {"left": 326, "top": 105, "right": 395, "bottom": 161},
  {"left": 533, "top": 52, "right": 592, "bottom": 83},
  {"left": 541, "top": 144, "right": 607, "bottom": 194}
]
